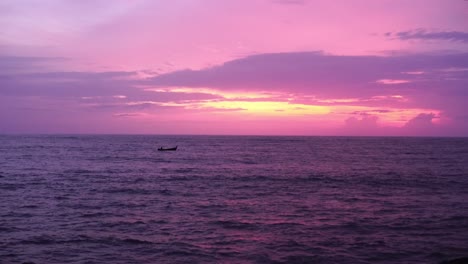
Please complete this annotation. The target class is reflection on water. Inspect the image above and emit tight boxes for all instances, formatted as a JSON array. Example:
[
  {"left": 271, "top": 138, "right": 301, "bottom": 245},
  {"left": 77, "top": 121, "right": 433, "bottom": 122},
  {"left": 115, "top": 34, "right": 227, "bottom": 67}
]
[{"left": 1, "top": 135, "right": 468, "bottom": 263}]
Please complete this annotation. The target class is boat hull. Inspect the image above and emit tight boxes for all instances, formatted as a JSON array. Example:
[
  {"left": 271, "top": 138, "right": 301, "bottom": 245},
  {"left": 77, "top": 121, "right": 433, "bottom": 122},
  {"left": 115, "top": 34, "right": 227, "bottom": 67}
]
[{"left": 158, "top": 146, "right": 177, "bottom": 151}]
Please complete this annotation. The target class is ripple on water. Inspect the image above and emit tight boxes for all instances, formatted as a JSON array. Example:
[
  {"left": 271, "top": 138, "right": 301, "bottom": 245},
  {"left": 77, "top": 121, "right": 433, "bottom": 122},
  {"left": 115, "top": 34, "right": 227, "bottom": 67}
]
[{"left": 0, "top": 135, "right": 467, "bottom": 264}]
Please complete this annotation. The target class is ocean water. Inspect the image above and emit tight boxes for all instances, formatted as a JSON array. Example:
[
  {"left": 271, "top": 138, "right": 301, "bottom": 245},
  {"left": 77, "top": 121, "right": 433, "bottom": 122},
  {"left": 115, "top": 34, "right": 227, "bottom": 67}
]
[{"left": 1, "top": 135, "right": 467, "bottom": 264}]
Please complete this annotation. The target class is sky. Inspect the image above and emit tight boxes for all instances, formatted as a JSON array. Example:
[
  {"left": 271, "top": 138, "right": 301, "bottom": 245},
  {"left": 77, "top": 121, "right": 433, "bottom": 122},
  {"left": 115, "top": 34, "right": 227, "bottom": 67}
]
[{"left": 1, "top": 0, "right": 468, "bottom": 136}]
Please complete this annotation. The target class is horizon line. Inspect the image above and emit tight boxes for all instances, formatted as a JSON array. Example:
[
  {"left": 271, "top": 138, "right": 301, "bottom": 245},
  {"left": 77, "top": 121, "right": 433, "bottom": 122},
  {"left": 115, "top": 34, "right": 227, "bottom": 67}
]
[{"left": 1, "top": 133, "right": 467, "bottom": 138}]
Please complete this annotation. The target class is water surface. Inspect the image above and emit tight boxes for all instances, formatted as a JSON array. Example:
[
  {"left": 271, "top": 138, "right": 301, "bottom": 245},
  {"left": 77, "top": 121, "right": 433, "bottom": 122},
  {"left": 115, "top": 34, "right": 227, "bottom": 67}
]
[{"left": 1, "top": 135, "right": 467, "bottom": 263}]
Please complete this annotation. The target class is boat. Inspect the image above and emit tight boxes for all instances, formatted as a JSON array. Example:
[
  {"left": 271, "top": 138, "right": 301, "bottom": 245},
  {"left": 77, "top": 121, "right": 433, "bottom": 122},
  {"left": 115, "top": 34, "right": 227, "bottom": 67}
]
[{"left": 158, "top": 146, "right": 178, "bottom": 151}]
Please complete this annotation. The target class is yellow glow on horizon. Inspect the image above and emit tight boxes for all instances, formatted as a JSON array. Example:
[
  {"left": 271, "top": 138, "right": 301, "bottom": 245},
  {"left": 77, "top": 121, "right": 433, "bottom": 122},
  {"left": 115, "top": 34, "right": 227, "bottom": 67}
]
[
  {"left": 198, "top": 100, "right": 330, "bottom": 116},
  {"left": 121, "top": 87, "right": 442, "bottom": 128},
  {"left": 124, "top": 99, "right": 439, "bottom": 127}
]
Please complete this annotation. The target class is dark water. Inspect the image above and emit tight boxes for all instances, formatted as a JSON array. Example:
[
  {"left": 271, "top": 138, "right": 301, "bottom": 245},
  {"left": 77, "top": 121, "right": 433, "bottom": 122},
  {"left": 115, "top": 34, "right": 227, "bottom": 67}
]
[{"left": 1, "top": 135, "right": 468, "bottom": 264}]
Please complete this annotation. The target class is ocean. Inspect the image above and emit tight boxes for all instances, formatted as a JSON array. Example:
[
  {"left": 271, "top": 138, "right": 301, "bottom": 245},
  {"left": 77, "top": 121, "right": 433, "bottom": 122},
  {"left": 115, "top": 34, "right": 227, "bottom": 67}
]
[{"left": 1, "top": 135, "right": 467, "bottom": 264}]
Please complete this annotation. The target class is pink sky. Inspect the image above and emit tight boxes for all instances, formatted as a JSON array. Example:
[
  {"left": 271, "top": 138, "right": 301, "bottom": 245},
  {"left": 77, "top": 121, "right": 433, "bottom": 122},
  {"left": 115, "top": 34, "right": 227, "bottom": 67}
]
[{"left": 1, "top": 0, "right": 468, "bottom": 136}]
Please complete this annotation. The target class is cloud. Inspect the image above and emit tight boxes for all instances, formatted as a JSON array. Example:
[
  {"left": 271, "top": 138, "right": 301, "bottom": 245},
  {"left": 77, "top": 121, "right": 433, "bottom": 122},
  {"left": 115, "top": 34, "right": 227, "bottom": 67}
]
[
  {"left": 345, "top": 115, "right": 378, "bottom": 128},
  {"left": 341, "top": 112, "right": 450, "bottom": 136},
  {"left": 113, "top": 112, "right": 146, "bottom": 117},
  {"left": 141, "top": 51, "right": 468, "bottom": 135},
  {"left": 387, "top": 29, "right": 468, "bottom": 43},
  {"left": 351, "top": 109, "right": 394, "bottom": 115},
  {"left": 0, "top": 71, "right": 139, "bottom": 98},
  {"left": 342, "top": 115, "right": 393, "bottom": 136},
  {"left": 145, "top": 51, "right": 468, "bottom": 116},
  {"left": 2, "top": 52, "right": 468, "bottom": 135},
  {"left": 146, "top": 51, "right": 468, "bottom": 97},
  {"left": 376, "top": 79, "right": 411, "bottom": 85},
  {"left": 404, "top": 113, "right": 436, "bottom": 130},
  {"left": 0, "top": 67, "right": 221, "bottom": 104},
  {"left": 0, "top": 56, "right": 66, "bottom": 63},
  {"left": 271, "top": 0, "right": 307, "bottom": 5},
  {"left": 19, "top": 71, "right": 137, "bottom": 79},
  {"left": 398, "top": 112, "right": 464, "bottom": 136},
  {"left": 0, "top": 57, "right": 229, "bottom": 134},
  {"left": 0, "top": 56, "right": 67, "bottom": 74}
]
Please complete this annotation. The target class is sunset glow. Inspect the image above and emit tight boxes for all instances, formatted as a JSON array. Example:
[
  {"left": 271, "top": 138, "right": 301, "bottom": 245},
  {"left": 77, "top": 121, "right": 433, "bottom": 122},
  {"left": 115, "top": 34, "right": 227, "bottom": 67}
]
[{"left": 1, "top": 0, "right": 467, "bottom": 136}]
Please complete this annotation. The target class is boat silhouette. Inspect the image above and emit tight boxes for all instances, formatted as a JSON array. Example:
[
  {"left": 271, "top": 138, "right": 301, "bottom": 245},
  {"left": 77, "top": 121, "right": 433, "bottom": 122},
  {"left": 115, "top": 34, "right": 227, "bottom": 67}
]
[{"left": 158, "top": 146, "right": 178, "bottom": 151}]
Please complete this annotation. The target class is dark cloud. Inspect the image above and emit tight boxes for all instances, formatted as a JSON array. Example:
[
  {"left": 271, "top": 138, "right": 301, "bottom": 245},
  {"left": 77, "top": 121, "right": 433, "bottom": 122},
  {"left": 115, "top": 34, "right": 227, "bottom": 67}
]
[
  {"left": 404, "top": 113, "right": 436, "bottom": 130},
  {"left": 387, "top": 29, "right": 468, "bottom": 43},
  {"left": 113, "top": 113, "right": 144, "bottom": 117},
  {"left": 0, "top": 72, "right": 138, "bottom": 98},
  {"left": 0, "top": 69, "right": 220, "bottom": 103},
  {"left": 146, "top": 51, "right": 468, "bottom": 98},
  {"left": 0, "top": 56, "right": 66, "bottom": 63},
  {"left": 18, "top": 71, "right": 137, "bottom": 79},
  {"left": 0, "top": 56, "right": 68, "bottom": 73}
]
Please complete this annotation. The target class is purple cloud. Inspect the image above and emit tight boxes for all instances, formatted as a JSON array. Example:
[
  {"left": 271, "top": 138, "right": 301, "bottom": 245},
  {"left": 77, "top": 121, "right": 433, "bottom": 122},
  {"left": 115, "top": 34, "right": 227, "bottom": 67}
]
[
  {"left": 0, "top": 56, "right": 67, "bottom": 74},
  {"left": 404, "top": 113, "right": 436, "bottom": 129},
  {"left": 351, "top": 109, "right": 394, "bottom": 115},
  {"left": 345, "top": 115, "right": 378, "bottom": 128},
  {"left": 2, "top": 51, "right": 468, "bottom": 135},
  {"left": 341, "top": 113, "right": 455, "bottom": 137},
  {"left": 387, "top": 29, "right": 468, "bottom": 43},
  {"left": 0, "top": 68, "right": 221, "bottom": 103},
  {"left": 144, "top": 51, "right": 468, "bottom": 125},
  {"left": 146, "top": 51, "right": 468, "bottom": 97},
  {"left": 271, "top": 0, "right": 307, "bottom": 5},
  {"left": 146, "top": 51, "right": 467, "bottom": 102}
]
